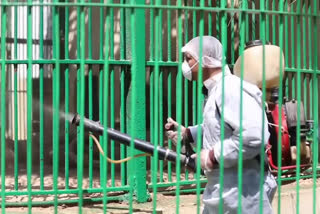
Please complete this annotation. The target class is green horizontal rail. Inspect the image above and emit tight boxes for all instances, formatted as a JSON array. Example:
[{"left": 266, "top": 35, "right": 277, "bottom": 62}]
[
  {"left": 3, "top": 172, "right": 316, "bottom": 198},
  {"left": 2, "top": 59, "right": 320, "bottom": 74},
  {"left": 0, "top": 2, "right": 319, "bottom": 18}
]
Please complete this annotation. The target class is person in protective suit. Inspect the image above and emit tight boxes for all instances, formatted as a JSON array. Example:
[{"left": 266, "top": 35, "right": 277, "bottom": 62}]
[{"left": 165, "top": 36, "right": 277, "bottom": 214}]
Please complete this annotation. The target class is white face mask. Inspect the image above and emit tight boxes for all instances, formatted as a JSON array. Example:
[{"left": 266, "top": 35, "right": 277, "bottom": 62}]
[{"left": 182, "top": 61, "right": 198, "bottom": 81}]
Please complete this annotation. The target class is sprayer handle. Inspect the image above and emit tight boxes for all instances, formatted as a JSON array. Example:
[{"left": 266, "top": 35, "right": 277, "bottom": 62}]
[
  {"left": 185, "top": 156, "right": 205, "bottom": 175},
  {"left": 185, "top": 156, "right": 196, "bottom": 172}
]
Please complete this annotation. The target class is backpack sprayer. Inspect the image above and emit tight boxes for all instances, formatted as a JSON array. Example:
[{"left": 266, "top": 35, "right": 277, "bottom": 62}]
[{"left": 71, "top": 114, "right": 197, "bottom": 171}]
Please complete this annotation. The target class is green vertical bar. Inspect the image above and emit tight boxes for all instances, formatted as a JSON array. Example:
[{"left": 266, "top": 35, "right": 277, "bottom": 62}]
[
  {"left": 307, "top": 2, "right": 313, "bottom": 118},
  {"left": 109, "top": 0, "right": 115, "bottom": 188},
  {"left": 52, "top": 0, "right": 60, "bottom": 212},
  {"left": 78, "top": 0, "right": 86, "bottom": 213},
  {"left": 76, "top": 0, "right": 81, "bottom": 120},
  {"left": 39, "top": 0, "right": 44, "bottom": 191},
  {"left": 149, "top": 67, "right": 154, "bottom": 178},
  {"left": 219, "top": 0, "right": 227, "bottom": 213},
  {"left": 128, "top": 1, "right": 135, "bottom": 211},
  {"left": 295, "top": 0, "right": 302, "bottom": 213},
  {"left": 158, "top": 0, "right": 164, "bottom": 183},
  {"left": 110, "top": 67, "right": 115, "bottom": 186},
  {"left": 76, "top": 4, "right": 81, "bottom": 200},
  {"left": 131, "top": 0, "right": 148, "bottom": 203},
  {"left": 192, "top": 0, "right": 197, "bottom": 125},
  {"left": 1, "top": 1, "right": 7, "bottom": 213},
  {"left": 13, "top": 0, "right": 19, "bottom": 191},
  {"left": 307, "top": 0, "right": 312, "bottom": 118},
  {"left": 98, "top": 0, "right": 104, "bottom": 187},
  {"left": 26, "top": 0, "right": 33, "bottom": 212},
  {"left": 175, "top": 0, "right": 183, "bottom": 212},
  {"left": 311, "top": 3, "right": 318, "bottom": 214},
  {"left": 88, "top": 0, "right": 93, "bottom": 189},
  {"left": 196, "top": 2, "right": 205, "bottom": 213},
  {"left": 167, "top": 68, "right": 172, "bottom": 182},
  {"left": 259, "top": 0, "right": 267, "bottom": 212},
  {"left": 149, "top": 0, "right": 155, "bottom": 182},
  {"left": 120, "top": 0, "right": 127, "bottom": 187},
  {"left": 277, "top": 1, "right": 285, "bottom": 213},
  {"left": 237, "top": 0, "right": 247, "bottom": 213},
  {"left": 153, "top": 0, "right": 160, "bottom": 210},
  {"left": 64, "top": 0, "right": 70, "bottom": 190},
  {"left": 127, "top": 0, "right": 138, "bottom": 211},
  {"left": 102, "top": 0, "right": 111, "bottom": 212},
  {"left": 183, "top": 0, "right": 189, "bottom": 181},
  {"left": 192, "top": 0, "right": 196, "bottom": 36},
  {"left": 149, "top": 0, "right": 154, "bottom": 61},
  {"left": 167, "top": 0, "right": 172, "bottom": 182},
  {"left": 120, "top": 69, "right": 127, "bottom": 186},
  {"left": 159, "top": 70, "right": 164, "bottom": 183},
  {"left": 284, "top": 0, "right": 289, "bottom": 104},
  {"left": 290, "top": 0, "right": 296, "bottom": 101}
]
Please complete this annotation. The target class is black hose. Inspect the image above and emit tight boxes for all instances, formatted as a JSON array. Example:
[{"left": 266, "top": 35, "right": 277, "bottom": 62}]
[{"left": 71, "top": 114, "right": 196, "bottom": 171}]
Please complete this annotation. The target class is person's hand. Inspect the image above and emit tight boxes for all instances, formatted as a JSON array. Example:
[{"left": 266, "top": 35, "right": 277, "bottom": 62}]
[
  {"left": 165, "top": 118, "right": 187, "bottom": 145},
  {"left": 191, "top": 149, "right": 215, "bottom": 171}
]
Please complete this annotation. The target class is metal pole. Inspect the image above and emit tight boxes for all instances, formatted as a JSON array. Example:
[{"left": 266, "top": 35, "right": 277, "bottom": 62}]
[{"left": 126, "top": 0, "right": 149, "bottom": 203}]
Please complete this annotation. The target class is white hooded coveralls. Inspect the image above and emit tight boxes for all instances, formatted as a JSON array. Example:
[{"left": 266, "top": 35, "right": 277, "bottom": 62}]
[{"left": 182, "top": 36, "right": 277, "bottom": 214}]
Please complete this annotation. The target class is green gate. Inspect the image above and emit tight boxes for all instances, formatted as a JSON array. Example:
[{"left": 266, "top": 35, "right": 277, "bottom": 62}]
[{"left": 0, "top": 0, "right": 319, "bottom": 213}]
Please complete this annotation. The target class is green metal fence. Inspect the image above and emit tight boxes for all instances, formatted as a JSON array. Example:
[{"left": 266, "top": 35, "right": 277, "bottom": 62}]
[{"left": 0, "top": 0, "right": 319, "bottom": 213}]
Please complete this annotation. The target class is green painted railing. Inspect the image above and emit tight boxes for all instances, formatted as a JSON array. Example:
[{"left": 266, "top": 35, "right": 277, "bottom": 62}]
[{"left": 0, "top": 1, "right": 319, "bottom": 214}]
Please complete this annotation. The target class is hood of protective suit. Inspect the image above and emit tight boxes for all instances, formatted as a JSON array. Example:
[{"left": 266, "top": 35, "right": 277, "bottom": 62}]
[{"left": 181, "top": 36, "right": 231, "bottom": 73}]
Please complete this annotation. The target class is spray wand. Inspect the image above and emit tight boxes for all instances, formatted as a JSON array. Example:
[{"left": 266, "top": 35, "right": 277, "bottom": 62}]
[{"left": 71, "top": 114, "right": 197, "bottom": 172}]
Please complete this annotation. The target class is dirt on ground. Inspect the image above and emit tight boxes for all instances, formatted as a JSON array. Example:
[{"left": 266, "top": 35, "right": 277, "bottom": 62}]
[{"left": 1, "top": 167, "right": 320, "bottom": 214}]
